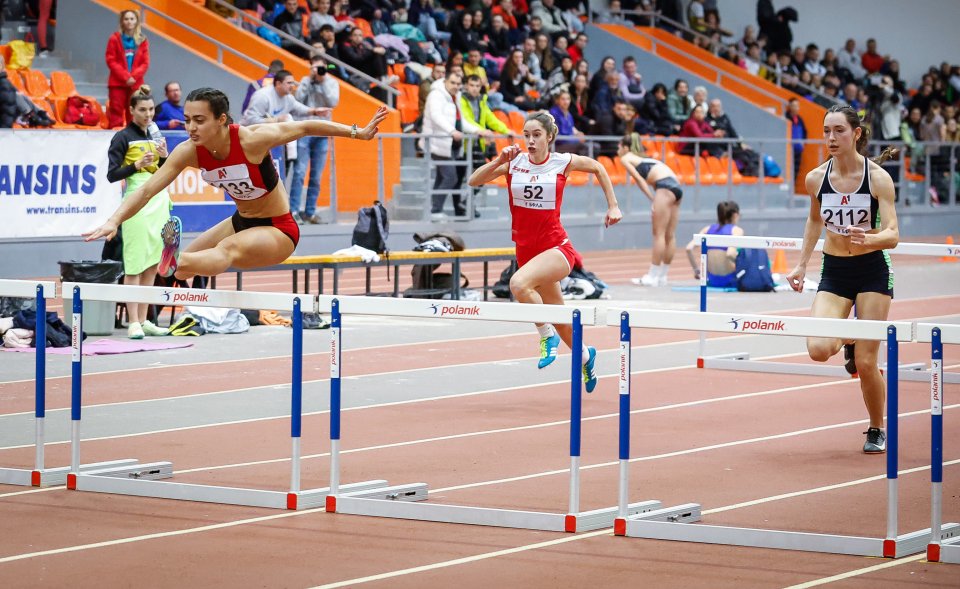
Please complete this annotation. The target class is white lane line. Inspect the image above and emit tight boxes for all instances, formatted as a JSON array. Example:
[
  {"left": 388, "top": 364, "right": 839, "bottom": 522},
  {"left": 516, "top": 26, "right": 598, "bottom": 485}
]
[
  {"left": 0, "top": 486, "right": 62, "bottom": 499},
  {"left": 430, "top": 404, "right": 959, "bottom": 494},
  {"left": 782, "top": 554, "right": 927, "bottom": 588},
  {"left": 310, "top": 461, "right": 960, "bottom": 589},
  {"left": 0, "top": 338, "right": 808, "bottom": 449}
]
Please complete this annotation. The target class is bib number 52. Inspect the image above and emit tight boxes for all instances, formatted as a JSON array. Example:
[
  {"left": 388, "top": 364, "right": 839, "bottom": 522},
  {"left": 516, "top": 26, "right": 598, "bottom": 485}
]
[{"left": 523, "top": 185, "right": 543, "bottom": 200}]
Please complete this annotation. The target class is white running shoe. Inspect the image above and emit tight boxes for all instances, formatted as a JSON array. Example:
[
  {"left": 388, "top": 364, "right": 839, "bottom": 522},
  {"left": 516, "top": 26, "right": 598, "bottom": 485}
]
[
  {"left": 631, "top": 274, "right": 660, "bottom": 287},
  {"left": 127, "top": 322, "right": 145, "bottom": 340}
]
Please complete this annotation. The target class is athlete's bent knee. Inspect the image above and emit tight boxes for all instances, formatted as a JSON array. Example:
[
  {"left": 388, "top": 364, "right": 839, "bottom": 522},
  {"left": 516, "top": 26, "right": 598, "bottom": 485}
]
[{"left": 807, "top": 343, "right": 833, "bottom": 363}]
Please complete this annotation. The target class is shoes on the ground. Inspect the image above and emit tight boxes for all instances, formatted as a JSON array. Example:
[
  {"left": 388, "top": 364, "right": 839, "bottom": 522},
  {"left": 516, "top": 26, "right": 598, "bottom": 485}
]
[
  {"left": 843, "top": 343, "right": 857, "bottom": 375},
  {"left": 582, "top": 346, "right": 598, "bottom": 393},
  {"left": 301, "top": 312, "right": 330, "bottom": 329},
  {"left": 169, "top": 314, "right": 204, "bottom": 336},
  {"left": 38, "top": 49, "right": 50, "bottom": 58},
  {"left": 538, "top": 334, "right": 560, "bottom": 369},
  {"left": 863, "top": 427, "right": 886, "bottom": 454},
  {"left": 141, "top": 320, "right": 169, "bottom": 336},
  {"left": 158, "top": 216, "right": 182, "bottom": 278},
  {"left": 631, "top": 274, "right": 661, "bottom": 287},
  {"left": 127, "top": 322, "right": 145, "bottom": 340},
  {"left": 430, "top": 212, "right": 446, "bottom": 222},
  {"left": 307, "top": 214, "right": 322, "bottom": 224}
]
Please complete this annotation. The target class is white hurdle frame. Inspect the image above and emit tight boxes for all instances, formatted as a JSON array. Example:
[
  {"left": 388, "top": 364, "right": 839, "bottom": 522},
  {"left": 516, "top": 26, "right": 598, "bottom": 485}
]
[
  {"left": 610, "top": 307, "right": 959, "bottom": 558},
  {"left": 694, "top": 235, "right": 960, "bottom": 384},
  {"left": 61, "top": 282, "right": 406, "bottom": 510},
  {"left": 0, "top": 279, "right": 141, "bottom": 487},
  {"left": 918, "top": 323, "right": 960, "bottom": 564},
  {"left": 322, "top": 296, "right": 691, "bottom": 532}
]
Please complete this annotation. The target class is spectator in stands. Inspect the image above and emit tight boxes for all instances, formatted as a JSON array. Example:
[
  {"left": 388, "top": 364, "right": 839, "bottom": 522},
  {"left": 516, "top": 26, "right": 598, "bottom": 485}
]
[
  {"left": 274, "top": 0, "right": 310, "bottom": 58},
  {"left": 760, "top": 5, "right": 795, "bottom": 57},
  {"left": 547, "top": 55, "right": 575, "bottom": 100},
  {"left": 35, "top": 0, "right": 53, "bottom": 57},
  {"left": 312, "top": 26, "right": 344, "bottom": 77},
  {"left": 641, "top": 82, "right": 672, "bottom": 135},
  {"left": 472, "top": 7, "right": 491, "bottom": 40},
  {"left": 241, "top": 70, "right": 324, "bottom": 125},
  {"left": 596, "top": 0, "right": 627, "bottom": 25},
  {"left": 463, "top": 49, "right": 489, "bottom": 89},
  {"left": 803, "top": 43, "right": 826, "bottom": 77},
  {"left": 611, "top": 101, "right": 639, "bottom": 140},
  {"left": 532, "top": 0, "right": 568, "bottom": 38},
  {"left": 836, "top": 38, "right": 865, "bottom": 82},
  {"left": 492, "top": 0, "right": 522, "bottom": 45},
  {"left": 874, "top": 75, "right": 903, "bottom": 143},
  {"left": 154, "top": 81, "right": 184, "bottom": 130},
  {"left": 692, "top": 85, "right": 708, "bottom": 112},
  {"left": 308, "top": 0, "right": 339, "bottom": 40},
  {"left": 591, "top": 70, "right": 624, "bottom": 130},
  {"left": 657, "top": 0, "right": 683, "bottom": 33},
  {"left": 589, "top": 56, "right": 617, "bottom": 97},
  {"left": 105, "top": 9, "right": 150, "bottom": 129},
  {"left": 901, "top": 107, "right": 924, "bottom": 174},
  {"left": 568, "top": 33, "right": 588, "bottom": 64},
  {"left": 785, "top": 97, "right": 806, "bottom": 179},
  {"left": 461, "top": 73, "right": 512, "bottom": 177},
  {"left": 885, "top": 60, "right": 907, "bottom": 95},
  {"left": 416, "top": 63, "right": 445, "bottom": 130},
  {"left": 821, "top": 48, "right": 837, "bottom": 74},
  {"left": 550, "top": 90, "right": 587, "bottom": 155},
  {"left": 945, "top": 117, "right": 960, "bottom": 143},
  {"left": 706, "top": 98, "right": 745, "bottom": 152},
  {"left": 421, "top": 71, "right": 478, "bottom": 220},
  {"left": 499, "top": 48, "right": 540, "bottom": 110},
  {"left": 521, "top": 37, "right": 547, "bottom": 92},
  {"left": 761, "top": 51, "right": 780, "bottom": 83},
  {"left": 618, "top": 56, "right": 646, "bottom": 111},
  {"left": 570, "top": 73, "right": 594, "bottom": 133},
  {"left": 533, "top": 33, "right": 556, "bottom": 77},
  {"left": 289, "top": 54, "right": 339, "bottom": 225},
  {"left": 561, "top": 2, "right": 585, "bottom": 35},
  {"left": 575, "top": 58, "right": 590, "bottom": 80},
  {"left": 920, "top": 101, "right": 946, "bottom": 142},
  {"left": 841, "top": 83, "right": 861, "bottom": 110},
  {"left": 106, "top": 86, "right": 171, "bottom": 340},
  {"left": 410, "top": 0, "right": 450, "bottom": 44},
  {"left": 450, "top": 11, "right": 481, "bottom": 54},
  {"left": 487, "top": 14, "right": 512, "bottom": 60},
  {"left": 0, "top": 58, "right": 18, "bottom": 128},
  {"left": 686, "top": 0, "right": 706, "bottom": 35},
  {"left": 667, "top": 78, "right": 694, "bottom": 133},
  {"left": 551, "top": 35, "right": 570, "bottom": 65},
  {"left": 242, "top": 59, "right": 285, "bottom": 113},
  {"left": 678, "top": 105, "right": 721, "bottom": 156},
  {"left": 861, "top": 38, "right": 885, "bottom": 75},
  {"left": 340, "top": 26, "right": 394, "bottom": 96},
  {"left": 742, "top": 42, "right": 762, "bottom": 76}
]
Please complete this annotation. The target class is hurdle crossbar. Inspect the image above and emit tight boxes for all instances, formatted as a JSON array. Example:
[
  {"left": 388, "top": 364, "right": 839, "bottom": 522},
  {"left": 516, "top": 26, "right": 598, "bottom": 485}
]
[
  {"left": 62, "top": 286, "right": 406, "bottom": 509},
  {"left": 920, "top": 324, "right": 960, "bottom": 564},
  {"left": 610, "top": 308, "right": 959, "bottom": 558},
  {"left": 323, "top": 297, "right": 661, "bottom": 532},
  {"left": 694, "top": 235, "right": 960, "bottom": 384},
  {"left": 0, "top": 280, "right": 143, "bottom": 488}
]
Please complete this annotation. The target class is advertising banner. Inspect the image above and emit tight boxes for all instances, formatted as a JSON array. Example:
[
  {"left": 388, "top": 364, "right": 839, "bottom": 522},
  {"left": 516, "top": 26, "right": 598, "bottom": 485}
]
[{"left": 0, "top": 130, "right": 122, "bottom": 238}]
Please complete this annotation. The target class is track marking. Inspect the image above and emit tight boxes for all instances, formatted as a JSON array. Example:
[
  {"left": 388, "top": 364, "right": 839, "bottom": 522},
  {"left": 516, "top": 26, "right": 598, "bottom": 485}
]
[{"left": 782, "top": 554, "right": 927, "bottom": 588}]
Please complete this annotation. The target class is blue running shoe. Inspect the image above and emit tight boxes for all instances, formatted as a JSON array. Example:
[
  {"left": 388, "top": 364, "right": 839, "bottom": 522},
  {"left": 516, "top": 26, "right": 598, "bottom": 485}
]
[
  {"left": 582, "top": 346, "right": 598, "bottom": 393},
  {"left": 158, "top": 216, "right": 182, "bottom": 278},
  {"left": 538, "top": 334, "right": 560, "bottom": 369}
]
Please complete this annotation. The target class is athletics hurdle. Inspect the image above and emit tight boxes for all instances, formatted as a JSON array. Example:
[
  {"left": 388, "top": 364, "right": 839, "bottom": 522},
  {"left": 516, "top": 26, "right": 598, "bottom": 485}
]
[
  {"left": 919, "top": 323, "right": 960, "bottom": 564},
  {"left": 61, "top": 283, "right": 405, "bottom": 510},
  {"left": 611, "top": 308, "right": 960, "bottom": 558},
  {"left": 695, "top": 235, "right": 960, "bottom": 384},
  {"left": 323, "top": 296, "right": 690, "bottom": 532},
  {"left": 0, "top": 279, "right": 144, "bottom": 487}
]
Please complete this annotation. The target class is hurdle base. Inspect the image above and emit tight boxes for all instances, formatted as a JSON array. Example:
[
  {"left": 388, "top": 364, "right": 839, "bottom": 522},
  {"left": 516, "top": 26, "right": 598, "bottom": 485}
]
[
  {"left": 328, "top": 485, "right": 665, "bottom": 533},
  {"left": 621, "top": 508, "right": 960, "bottom": 558},
  {"left": 702, "top": 354, "right": 960, "bottom": 383},
  {"left": 0, "top": 459, "right": 146, "bottom": 488},
  {"left": 929, "top": 537, "right": 960, "bottom": 564}
]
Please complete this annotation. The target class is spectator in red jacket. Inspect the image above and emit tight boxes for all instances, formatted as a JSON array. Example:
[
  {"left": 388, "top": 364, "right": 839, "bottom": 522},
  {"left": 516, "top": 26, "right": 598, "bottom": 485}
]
[
  {"left": 861, "top": 38, "right": 886, "bottom": 75},
  {"left": 678, "top": 104, "right": 722, "bottom": 156},
  {"left": 105, "top": 10, "right": 150, "bottom": 128}
]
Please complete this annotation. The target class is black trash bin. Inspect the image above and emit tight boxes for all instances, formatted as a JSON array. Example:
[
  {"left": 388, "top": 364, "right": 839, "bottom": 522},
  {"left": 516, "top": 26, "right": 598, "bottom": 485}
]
[{"left": 59, "top": 260, "right": 124, "bottom": 335}]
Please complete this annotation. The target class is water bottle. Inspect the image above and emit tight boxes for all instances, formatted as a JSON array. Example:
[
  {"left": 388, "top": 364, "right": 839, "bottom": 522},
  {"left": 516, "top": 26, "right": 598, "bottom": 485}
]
[{"left": 147, "top": 121, "right": 164, "bottom": 145}]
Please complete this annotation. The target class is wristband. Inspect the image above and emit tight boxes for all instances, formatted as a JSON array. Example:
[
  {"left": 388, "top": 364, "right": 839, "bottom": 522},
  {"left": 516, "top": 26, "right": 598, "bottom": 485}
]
[{"left": 351, "top": 124, "right": 358, "bottom": 139}]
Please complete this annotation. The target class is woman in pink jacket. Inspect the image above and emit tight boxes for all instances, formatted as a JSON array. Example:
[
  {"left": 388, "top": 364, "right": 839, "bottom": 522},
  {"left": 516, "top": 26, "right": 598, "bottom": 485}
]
[{"left": 105, "top": 10, "right": 150, "bottom": 128}]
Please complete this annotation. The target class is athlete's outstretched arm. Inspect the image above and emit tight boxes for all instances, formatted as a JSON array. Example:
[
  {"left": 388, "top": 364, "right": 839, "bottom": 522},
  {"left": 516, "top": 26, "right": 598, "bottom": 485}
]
[
  {"left": 83, "top": 141, "right": 194, "bottom": 241},
  {"left": 244, "top": 106, "right": 389, "bottom": 152},
  {"left": 468, "top": 143, "right": 518, "bottom": 186},
  {"left": 568, "top": 154, "right": 622, "bottom": 227},
  {"left": 848, "top": 167, "right": 899, "bottom": 249},
  {"left": 785, "top": 168, "right": 826, "bottom": 292}
]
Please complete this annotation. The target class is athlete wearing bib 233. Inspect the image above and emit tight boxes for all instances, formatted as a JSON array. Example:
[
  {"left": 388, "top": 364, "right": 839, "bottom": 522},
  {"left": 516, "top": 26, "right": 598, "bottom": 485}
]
[
  {"left": 508, "top": 151, "right": 579, "bottom": 269},
  {"left": 195, "top": 123, "right": 299, "bottom": 246},
  {"left": 815, "top": 157, "right": 893, "bottom": 299}
]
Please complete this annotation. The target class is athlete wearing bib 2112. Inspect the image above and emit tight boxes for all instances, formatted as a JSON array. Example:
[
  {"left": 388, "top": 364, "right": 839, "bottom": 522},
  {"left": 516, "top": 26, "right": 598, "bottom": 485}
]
[
  {"left": 84, "top": 88, "right": 388, "bottom": 282},
  {"left": 785, "top": 104, "right": 900, "bottom": 455},
  {"left": 468, "top": 110, "right": 622, "bottom": 393}
]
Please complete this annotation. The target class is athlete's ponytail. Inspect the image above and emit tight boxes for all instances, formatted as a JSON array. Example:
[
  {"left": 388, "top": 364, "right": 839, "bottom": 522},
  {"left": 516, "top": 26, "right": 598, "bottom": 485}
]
[
  {"left": 129, "top": 85, "right": 153, "bottom": 108},
  {"left": 716, "top": 200, "right": 739, "bottom": 225},
  {"left": 618, "top": 132, "right": 645, "bottom": 156}
]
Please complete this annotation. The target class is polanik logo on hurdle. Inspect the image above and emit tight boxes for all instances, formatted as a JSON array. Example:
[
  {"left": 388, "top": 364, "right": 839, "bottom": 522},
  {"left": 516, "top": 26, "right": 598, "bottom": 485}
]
[{"left": 728, "top": 317, "right": 787, "bottom": 332}]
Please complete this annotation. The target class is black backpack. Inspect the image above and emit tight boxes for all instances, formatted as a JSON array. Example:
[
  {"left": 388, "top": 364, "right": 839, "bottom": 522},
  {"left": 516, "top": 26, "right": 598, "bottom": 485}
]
[
  {"left": 351, "top": 200, "right": 389, "bottom": 254},
  {"left": 734, "top": 248, "right": 776, "bottom": 292}
]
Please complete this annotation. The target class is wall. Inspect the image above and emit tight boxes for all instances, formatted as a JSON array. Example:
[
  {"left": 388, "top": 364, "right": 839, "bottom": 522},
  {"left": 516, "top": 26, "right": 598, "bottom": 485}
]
[{"left": 705, "top": 0, "right": 960, "bottom": 86}]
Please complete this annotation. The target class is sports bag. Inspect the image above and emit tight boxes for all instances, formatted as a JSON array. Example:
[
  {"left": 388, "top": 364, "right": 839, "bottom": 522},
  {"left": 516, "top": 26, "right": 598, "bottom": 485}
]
[
  {"left": 64, "top": 96, "right": 99, "bottom": 126},
  {"left": 734, "top": 248, "right": 776, "bottom": 292},
  {"left": 351, "top": 200, "right": 389, "bottom": 254}
]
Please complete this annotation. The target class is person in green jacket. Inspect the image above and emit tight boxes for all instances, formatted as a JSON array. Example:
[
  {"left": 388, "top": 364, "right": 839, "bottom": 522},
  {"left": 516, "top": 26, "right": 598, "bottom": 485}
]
[{"left": 460, "top": 74, "right": 519, "bottom": 217}]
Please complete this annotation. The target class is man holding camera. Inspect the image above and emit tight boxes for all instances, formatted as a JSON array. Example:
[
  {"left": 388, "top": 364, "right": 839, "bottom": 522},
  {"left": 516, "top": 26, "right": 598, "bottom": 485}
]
[{"left": 290, "top": 54, "right": 340, "bottom": 224}]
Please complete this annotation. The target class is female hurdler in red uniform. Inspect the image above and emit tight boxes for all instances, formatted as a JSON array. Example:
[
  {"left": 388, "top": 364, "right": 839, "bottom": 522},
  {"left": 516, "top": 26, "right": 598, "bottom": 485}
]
[
  {"left": 468, "top": 110, "right": 622, "bottom": 392},
  {"left": 85, "top": 88, "right": 388, "bottom": 280}
]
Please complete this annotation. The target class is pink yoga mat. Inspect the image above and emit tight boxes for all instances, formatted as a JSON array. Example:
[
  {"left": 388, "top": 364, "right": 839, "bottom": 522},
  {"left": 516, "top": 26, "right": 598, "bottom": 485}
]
[{"left": 1, "top": 339, "right": 194, "bottom": 356}]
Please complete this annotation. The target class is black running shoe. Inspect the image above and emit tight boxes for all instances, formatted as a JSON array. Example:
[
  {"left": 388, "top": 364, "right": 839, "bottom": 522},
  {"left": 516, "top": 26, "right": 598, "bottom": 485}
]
[
  {"left": 863, "top": 427, "right": 886, "bottom": 454},
  {"left": 843, "top": 343, "right": 857, "bottom": 375}
]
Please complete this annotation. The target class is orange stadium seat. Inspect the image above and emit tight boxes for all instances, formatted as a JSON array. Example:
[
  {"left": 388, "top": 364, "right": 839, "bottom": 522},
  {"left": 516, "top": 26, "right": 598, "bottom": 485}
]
[
  {"left": 565, "top": 170, "right": 590, "bottom": 186},
  {"left": 22, "top": 69, "right": 52, "bottom": 99},
  {"left": 389, "top": 63, "right": 406, "bottom": 84},
  {"left": 706, "top": 155, "right": 732, "bottom": 184},
  {"left": 396, "top": 83, "right": 419, "bottom": 125},
  {"left": 5, "top": 68, "right": 25, "bottom": 93},
  {"left": 724, "top": 157, "right": 757, "bottom": 184},
  {"left": 675, "top": 155, "right": 713, "bottom": 184},
  {"left": 507, "top": 110, "right": 525, "bottom": 133},
  {"left": 354, "top": 18, "right": 375, "bottom": 40},
  {"left": 597, "top": 155, "right": 625, "bottom": 185},
  {"left": 49, "top": 70, "right": 79, "bottom": 98}
]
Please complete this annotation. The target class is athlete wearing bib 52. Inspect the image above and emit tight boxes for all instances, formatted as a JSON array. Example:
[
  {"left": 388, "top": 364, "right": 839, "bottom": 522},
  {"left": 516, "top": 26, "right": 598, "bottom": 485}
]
[
  {"left": 468, "top": 110, "right": 622, "bottom": 393},
  {"left": 785, "top": 104, "right": 900, "bottom": 454},
  {"left": 84, "top": 88, "right": 388, "bottom": 281}
]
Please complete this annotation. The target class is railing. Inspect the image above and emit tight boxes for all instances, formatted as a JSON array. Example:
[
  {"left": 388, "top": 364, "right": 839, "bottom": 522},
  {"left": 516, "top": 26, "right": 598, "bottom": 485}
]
[
  {"left": 205, "top": 0, "right": 398, "bottom": 108},
  {"left": 589, "top": 10, "right": 841, "bottom": 108}
]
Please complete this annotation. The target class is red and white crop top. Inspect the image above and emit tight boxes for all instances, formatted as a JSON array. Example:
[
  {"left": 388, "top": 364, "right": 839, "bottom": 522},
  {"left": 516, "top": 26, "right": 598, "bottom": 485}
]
[
  {"left": 506, "top": 151, "right": 572, "bottom": 248},
  {"left": 196, "top": 124, "right": 279, "bottom": 201}
]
